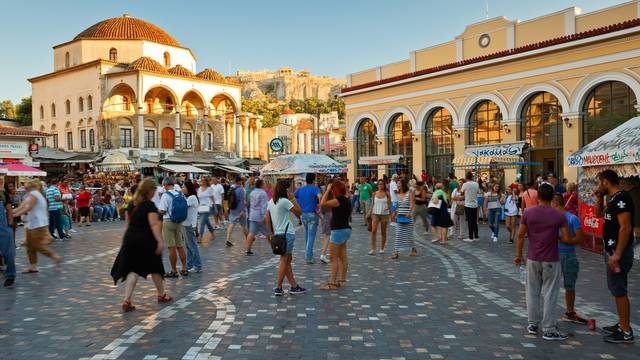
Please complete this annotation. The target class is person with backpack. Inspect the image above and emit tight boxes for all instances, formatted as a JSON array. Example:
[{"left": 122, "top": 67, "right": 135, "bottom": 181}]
[
  {"left": 226, "top": 176, "right": 248, "bottom": 247},
  {"left": 157, "top": 177, "right": 188, "bottom": 278}
]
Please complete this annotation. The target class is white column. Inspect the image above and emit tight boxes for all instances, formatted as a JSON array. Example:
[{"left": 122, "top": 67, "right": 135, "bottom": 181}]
[
  {"left": 242, "top": 122, "right": 249, "bottom": 158},
  {"left": 253, "top": 126, "right": 259, "bottom": 158},
  {"left": 248, "top": 126, "right": 254, "bottom": 157},
  {"left": 137, "top": 106, "right": 144, "bottom": 148},
  {"left": 174, "top": 105, "right": 181, "bottom": 151},
  {"left": 235, "top": 114, "right": 242, "bottom": 156}
]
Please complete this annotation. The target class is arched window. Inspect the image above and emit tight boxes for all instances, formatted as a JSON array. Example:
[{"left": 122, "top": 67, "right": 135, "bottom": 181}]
[
  {"left": 163, "top": 51, "right": 171, "bottom": 67},
  {"left": 122, "top": 96, "right": 131, "bottom": 111},
  {"left": 582, "top": 81, "right": 637, "bottom": 144},
  {"left": 39, "top": 105, "right": 44, "bottom": 119},
  {"left": 87, "top": 95, "right": 93, "bottom": 110},
  {"left": 64, "top": 52, "right": 70, "bottom": 68},
  {"left": 78, "top": 97, "right": 84, "bottom": 112},
  {"left": 469, "top": 100, "right": 502, "bottom": 145},
  {"left": 387, "top": 114, "right": 413, "bottom": 176},
  {"left": 51, "top": 103, "right": 56, "bottom": 117},
  {"left": 355, "top": 118, "right": 377, "bottom": 177},
  {"left": 65, "top": 99, "right": 71, "bottom": 114},
  {"left": 109, "top": 48, "right": 117, "bottom": 62},
  {"left": 89, "top": 129, "right": 95, "bottom": 147},
  {"left": 425, "top": 107, "right": 454, "bottom": 179},
  {"left": 520, "top": 92, "right": 563, "bottom": 181}
]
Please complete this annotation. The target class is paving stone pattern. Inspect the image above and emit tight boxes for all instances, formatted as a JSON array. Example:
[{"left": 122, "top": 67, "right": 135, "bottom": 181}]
[{"left": 0, "top": 218, "right": 638, "bottom": 359}]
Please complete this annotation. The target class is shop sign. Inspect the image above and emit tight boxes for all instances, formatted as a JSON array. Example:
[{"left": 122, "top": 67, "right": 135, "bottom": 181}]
[
  {"left": 269, "top": 138, "right": 284, "bottom": 152},
  {"left": 578, "top": 200, "right": 603, "bottom": 236},
  {"left": 359, "top": 155, "right": 402, "bottom": 165},
  {"left": 0, "top": 142, "right": 28, "bottom": 157},
  {"left": 464, "top": 142, "right": 526, "bottom": 157},
  {"left": 29, "top": 143, "right": 39, "bottom": 155},
  {"left": 567, "top": 148, "right": 640, "bottom": 167}
]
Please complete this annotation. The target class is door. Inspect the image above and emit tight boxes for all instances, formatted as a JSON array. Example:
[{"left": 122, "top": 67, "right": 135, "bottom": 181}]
[{"left": 161, "top": 127, "right": 174, "bottom": 149}]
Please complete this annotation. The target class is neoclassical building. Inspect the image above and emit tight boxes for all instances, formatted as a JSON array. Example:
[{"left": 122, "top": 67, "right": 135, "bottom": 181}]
[
  {"left": 342, "top": 1, "right": 640, "bottom": 184},
  {"left": 29, "top": 15, "right": 261, "bottom": 159}
]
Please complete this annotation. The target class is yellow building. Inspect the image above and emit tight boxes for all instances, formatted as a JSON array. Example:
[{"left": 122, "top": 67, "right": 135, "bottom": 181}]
[
  {"left": 29, "top": 15, "right": 262, "bottom": 159},
  {"left": 342, "top": 1, "right": 640, "bottom": 185}
]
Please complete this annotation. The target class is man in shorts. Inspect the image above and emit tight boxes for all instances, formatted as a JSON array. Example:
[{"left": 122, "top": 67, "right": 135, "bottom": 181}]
[
  {"left": 357, "top": 177, "right": 373, "bottom": 230},
  {"left": 245, "top": 179, "right": 271, "bottom": 255},
  {"left": 551, "top": 194, "right": 587, "bottom": 325},
  {"left": 595, "top": 169, "right": 635, "bottom": 344},
  {"left": 226, "top": 176, "right": 248, "bottom": 247},
  {"left": 158, "top": 177, "right": 187, "bottom": 278}
]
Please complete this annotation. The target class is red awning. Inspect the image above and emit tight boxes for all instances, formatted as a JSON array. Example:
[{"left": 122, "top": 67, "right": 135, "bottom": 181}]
[{"left": 0, "top": 163, "right": 47, "bottom": 177}]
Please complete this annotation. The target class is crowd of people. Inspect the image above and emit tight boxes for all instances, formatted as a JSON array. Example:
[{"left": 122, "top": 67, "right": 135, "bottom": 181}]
[{"left": 0, "top": 168, "right": 635, "bottom": 344}]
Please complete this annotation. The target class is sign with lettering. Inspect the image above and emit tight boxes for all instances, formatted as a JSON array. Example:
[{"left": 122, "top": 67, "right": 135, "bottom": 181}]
[
  {"left": 463, "top": 142, "right": 526, "bottom": 157},
  {"left": 568, "top": 116, "right": 640, "bottom": 167},
  {"left": 269, "top": 138, "right": 284, "bottom": 152},
  {"left": 0, "top": 142, "right": 28, "bottom": 157}
]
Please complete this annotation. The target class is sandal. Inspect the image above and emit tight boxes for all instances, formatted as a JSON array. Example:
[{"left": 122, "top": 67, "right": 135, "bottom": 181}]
[
  {"left": 157, "top": 293, "right": 173, "bottom": 303},
  {"left": 337, "top": 280, "right": 347, "bottom": 288},
  {"left": 410, "top": 248, "right": 418, "bottom": 257},
  {"left": 122, "top": 300, "right": 136, "bottom": 312},
  {"left": 390, "top": 252, "right": 399, "bottom": 260},
  {"left": 180, "top": 270, "right": 189, "bottom": 277},
  {"left": 320, "top": 283, "right": 340, "bottom": 291},
  {"left": 165, "top": 271, "right": 179, "bottom": 278}
]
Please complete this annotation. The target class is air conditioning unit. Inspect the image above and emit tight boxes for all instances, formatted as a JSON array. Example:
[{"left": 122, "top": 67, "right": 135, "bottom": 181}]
[{"left": 160, "top": 152, "right": 166, "bottom": 160}]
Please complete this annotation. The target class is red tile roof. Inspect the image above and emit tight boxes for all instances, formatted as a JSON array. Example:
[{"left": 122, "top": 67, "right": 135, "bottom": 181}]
[
  {"left": 0, "top": 126, "right": 49, "bottom": 137},
  {"left": 74, "top": 15, "right": 180, "bottom": 47},
  {"left": 342, "top": 18, "right": 640, "bottom": 94}
]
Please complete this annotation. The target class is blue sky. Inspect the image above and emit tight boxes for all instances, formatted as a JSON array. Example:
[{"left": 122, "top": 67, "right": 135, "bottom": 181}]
[{"left": 0, "top": 0, "right": 627, "bottom": 102}]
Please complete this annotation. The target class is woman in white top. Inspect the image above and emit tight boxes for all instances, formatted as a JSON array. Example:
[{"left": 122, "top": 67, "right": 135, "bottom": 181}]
[
  {"left": 450, "top": 181, "right": 465, "bottom": 239},
  {"left": 504, "top": 188, "right": 519, "bottom": 244},
  {"left": 483, "top": 183, "right": 506, "bottom": 242},
  {"left": 197, "top": 177, "right": 215, "bottom": 243},
  {"left": 13, "top": 179, "right": 62, "bottom": 272},
  {"left": 182, "top": 180, "right": 202, "bottom": 273},
  {"left": 266, "top": 180, "right": 306, "bottom": 296},
  {"left": 369, "top": 179, "right": 391, "bottom": 254}
]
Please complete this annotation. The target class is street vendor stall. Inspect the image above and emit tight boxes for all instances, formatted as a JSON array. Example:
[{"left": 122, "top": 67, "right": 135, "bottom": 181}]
[
  {"left": 95, "top": 151, "right": 136, "bottom": 183},
  {"left": 261, "top": 154, "right": 347, "bottom": 176},
  {"left": 567, "top": 116, "right": 640, "bottom": 253}
]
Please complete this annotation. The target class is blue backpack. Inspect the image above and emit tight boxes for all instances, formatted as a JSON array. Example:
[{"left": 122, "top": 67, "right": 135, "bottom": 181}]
[{"left": 166, "top": 191, "right": 188, "bottom": 223}]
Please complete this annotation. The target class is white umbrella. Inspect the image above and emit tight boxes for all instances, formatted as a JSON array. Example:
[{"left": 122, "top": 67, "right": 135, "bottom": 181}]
[{"left": 260, "top": 154, "right": 346, "bottom": 176}]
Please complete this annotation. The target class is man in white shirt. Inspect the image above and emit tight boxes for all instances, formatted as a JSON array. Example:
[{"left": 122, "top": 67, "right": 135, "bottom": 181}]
[
  {"left": 460, "top": 172, "right": 480, "bottom": 242},
  {"left": 211, "top": 177, "right": 225, "bottom": 229},
  {"left": 389, "top": 174, "right": 399, "bottom": 225},
  {"left": 157, "top": 177, "right": 187, "bottom": 277}
]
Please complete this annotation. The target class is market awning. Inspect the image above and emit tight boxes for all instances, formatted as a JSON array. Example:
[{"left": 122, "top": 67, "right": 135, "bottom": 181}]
[
  {"left": 451, "top": 156, "right": 524, "bottom": 169},
  {"left": 159, "top": 164, "right": 210, "bottom": 174},
  {"left": 568, "top": 116, "right": 640, "bottom": 173},
  {"left": 358, "top": 155, "right": 402, "bottom": 165},
  {"left": 0, "top": 163, "right": 46, "bottom": 176},
  {"left": 97, "top": 152, "right": 133, "bottom": 171},
  {"left": 217, "top": 165, "right": 250, "bottom": 174},
  {"left": 261, "top": 154, "right": 346, "bottom": 175}
]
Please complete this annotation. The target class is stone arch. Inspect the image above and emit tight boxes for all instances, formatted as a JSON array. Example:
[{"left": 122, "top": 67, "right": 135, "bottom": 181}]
[
  {"left": 78, "top": 118, "right": 84, "bottom": 127},
  {"left": 570, "top": 71, "right": 640, "bottom": 113},
  {"left": 119, "top": 117, "right": 133, "bottom": 126},
  {"left": 144, "top": 119, "right": 156, "bottom": 128},
  {"left": 64, "top": 121, "right": 72, "bottom": 129},
  {"left": 509, "top": 84, "right": 570, "bottom": 120},
  {"left": 182, "top": 90, "right": 206, "bottom": 117},
  {"left": 459, "top": 92, "right": 509, "bottom": 127},
  {"left": 50, "top": 124, "right": 57, "bottom": 131},
  {"left": 211, "top": 92, "right": 239, "bottom": 114},
  {"left": 347, "top": 112, "right": 381, "bottom": 139},
  {"left": 416, "top": 101, "right": 460, "bottom": 131},
  {"left": 380, "top": 106, "right": 416, "bottom": 137},
  {"left": 144, "top": 85, "right": 179, "bottom": 114}
]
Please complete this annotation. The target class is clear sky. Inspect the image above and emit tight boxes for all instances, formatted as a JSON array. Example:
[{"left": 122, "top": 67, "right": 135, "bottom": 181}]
[{"left": 0, "top": 0, "right": 628, "bottom": 102}]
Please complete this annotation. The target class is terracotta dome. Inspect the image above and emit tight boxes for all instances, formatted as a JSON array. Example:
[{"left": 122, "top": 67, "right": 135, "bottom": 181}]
[
  {"left": 168, "top": 64, "right": 195, "bottom": 78},
  {"left": 282, "top": 108, "right": 295, "bottom": 115},
  {"left": 74, "top": 14, "right": 180, "bottom": 47},
  {"left": 128, "top": 57, "right": 167, "bottom": 73},
  {"left": 196, "top": 68, "right": 225, "bottom": 82}
]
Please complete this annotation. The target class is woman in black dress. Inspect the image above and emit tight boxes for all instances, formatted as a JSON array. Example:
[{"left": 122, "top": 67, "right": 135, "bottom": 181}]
[
  {"left": 430, "top": 183, "right": 454, "bottom": 245},
  {"left": 111, "top": 177, "right": 172, "bottom": 312}
]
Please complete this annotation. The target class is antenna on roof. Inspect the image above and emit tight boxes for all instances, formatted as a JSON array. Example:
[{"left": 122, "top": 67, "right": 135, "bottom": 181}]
[{"left": 485, "top": 2, "right": 489, "bottom": 20}]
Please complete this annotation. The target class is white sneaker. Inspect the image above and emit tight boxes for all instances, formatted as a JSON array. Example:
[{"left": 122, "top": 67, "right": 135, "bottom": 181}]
[
  {"left": 320, "top": 254, "right": 329, "bottom": 264},
  {"left": 492, "top": 235, "right": 497, "bottom": 242},
  {"left": 379, "top": 249, "right": 385, "bottom": 254},
  {"left": 69, "top": 229, "right": 78, "bottom": 233},
  {"left": 463, "top": 238, "right": 474, "bottom": 242},
  {"left": 389, "top": 222, "right": 397, "bottom": 227},
  {"left": 367, "top": 250, "right": 375, "bottom": 255}
]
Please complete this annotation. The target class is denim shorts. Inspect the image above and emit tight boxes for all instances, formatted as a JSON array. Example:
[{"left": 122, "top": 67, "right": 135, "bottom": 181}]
[
  {"left": 285, "top": 233, "right": 295, "bottom": 254},
  {"left": 390, "top": 202, "right": 398, "bottom": 212},
  {"left": 249, "top": 220, "right": 271, "bottom": 236},
  {"left": 560, "top": 252, "right": 579, "bottom": 291},
  {"left": 330, "top": 228, "right": 351, "bottom": 245}
]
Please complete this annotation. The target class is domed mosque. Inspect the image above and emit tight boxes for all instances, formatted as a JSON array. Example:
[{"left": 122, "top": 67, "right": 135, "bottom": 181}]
[{"left": 29, "top": 15, "right": 262, "bottom": 160}]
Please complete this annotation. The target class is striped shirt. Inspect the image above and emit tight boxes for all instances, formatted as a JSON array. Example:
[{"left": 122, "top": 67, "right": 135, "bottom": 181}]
[{"left": 46, "top": 186, "right": 63, "bottom": 211}]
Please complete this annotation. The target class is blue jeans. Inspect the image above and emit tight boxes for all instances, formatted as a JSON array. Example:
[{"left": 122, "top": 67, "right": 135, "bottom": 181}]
[
  {"left": 199, "top": 207, "right": 214, "bottom": 235},
  {"left": 0, "top": 203, "right": 15, "bottom": 279},
  {"left": 301, "top": 213, "right": 319, "bottom": 261},
  {"left": 488, "top": 208, "right": 501, "bottom": 237},
  {"left": 48, "top": 209, "right": 65, "bottom": 238},
  {"left": 93, "top": 205, "right": 103, "bottom": 221},
  {"left": 183, "top": 225, "right": 202, "bottom": 271},
  {"left": 103, "top": 205, "right": 116, "bottom": 220}
]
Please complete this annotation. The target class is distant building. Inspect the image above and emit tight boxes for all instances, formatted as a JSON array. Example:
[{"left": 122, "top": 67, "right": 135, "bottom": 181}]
[{"left": 234, "top": 68, "right": 345, "bottom": 102}]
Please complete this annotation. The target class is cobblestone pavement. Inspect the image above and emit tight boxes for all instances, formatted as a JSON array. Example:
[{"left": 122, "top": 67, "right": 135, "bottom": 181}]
[{"left": 0, "top": 216, "right": 638, "bottom": 360}]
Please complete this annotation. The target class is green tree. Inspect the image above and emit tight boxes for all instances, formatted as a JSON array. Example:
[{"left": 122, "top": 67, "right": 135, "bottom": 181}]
[
  {"left": 0, "top": 100, "right": 16, "bottom": 119},
  {"left": 15, "top": 96, "right": 32, "bottom": 126}
]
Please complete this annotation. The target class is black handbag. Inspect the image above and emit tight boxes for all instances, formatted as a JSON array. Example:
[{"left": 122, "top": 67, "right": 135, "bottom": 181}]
[{"left": 271, "top": 222, "right": 289, "bottom": 255}]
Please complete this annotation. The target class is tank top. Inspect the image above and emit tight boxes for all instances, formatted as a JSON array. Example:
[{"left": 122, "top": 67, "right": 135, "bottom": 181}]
[
  {"left": 330, "top": 196, "right": 351, "bottom": 230},
  {"left": 27, "top": 190, "right": 49, "bottom": 229},
  {"left": 372, "top": 194, "right": 389, "bottom": 215}
]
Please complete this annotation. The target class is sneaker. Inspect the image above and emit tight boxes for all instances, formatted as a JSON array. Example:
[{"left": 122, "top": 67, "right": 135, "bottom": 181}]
[
  {"left": 69, "top": 229, "right": 78, "bottom": 233},
  {"left": 389, "top": 222, "right": 397, "bottom": 227},
  {"left": 225, "top": 241, "right": 234, "bottom": 247},
  {"left": 492, "top": 235, "right": 497, "bottom": 242},
  {"left": 188, "top": 267, "right": 202, "bottom": 273},
  {"left": 463, "top": 238, "right": 474, "bottom": 242},
  {"left": 3, "top": 278, "right": 15, "bottom": 288},
  {"left": 379, "top": 249, "right": 385, "bottom": 254},
  {"left": 320, "top": 254, "right": 329, "bottom": 264},
  {"left": 604, "top": 328, "right": 634, "bottom": 344},
  {"left": 274, "top": 287, "right": 284, "bottom": 296},
  {"left": 602, "top": 323, "right": 621, "bottom": 335},
  {"left": 289, "top": 286, "right": 308, "bottom": 295},
  {"left": 542, "top": 330, "right": 568, "bottom": 341},
  {"left": 368, "top": 250, "right": 375, "bottom": 255},
  {"left": 562, "top": 312, "right": 588, "bottom": 325},
  {"left": 245, "top": 250, "right": 254, "bottom": 256},
  {"left": 527, "top": 324, "right": 538, "bottom": 335},
  {"left": 305, "top": 259, "right": 315, "bottom": 265},
  {"left": 508, "top": 239, "right": 514, "bottom": 244}
]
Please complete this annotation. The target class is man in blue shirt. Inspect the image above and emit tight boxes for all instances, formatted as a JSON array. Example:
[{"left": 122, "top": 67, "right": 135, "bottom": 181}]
[
  {"left": 295, "top": 173, "right": 321, "bottom": 264},
  {"left": 45, "top": 179, "right": 67, "bottom": 240},
  {"left": 552, "top": 194, "right": 587, "bottom": 325}
]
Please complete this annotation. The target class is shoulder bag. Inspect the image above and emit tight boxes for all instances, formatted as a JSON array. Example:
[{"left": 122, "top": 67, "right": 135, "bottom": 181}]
[{"left": 271, "top": 222, "right": 288, "bottom": 255}]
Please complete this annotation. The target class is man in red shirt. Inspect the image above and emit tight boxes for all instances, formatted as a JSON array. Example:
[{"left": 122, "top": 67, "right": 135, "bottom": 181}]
[{"left": 76, "top": 186, "right": 92, "bottom": 227}]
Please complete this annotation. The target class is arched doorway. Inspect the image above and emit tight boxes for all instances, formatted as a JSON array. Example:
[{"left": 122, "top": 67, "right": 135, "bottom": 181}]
[
  {"left": 161, "top": 127, "right": 175, "bottom": 149},
  {"left": 355, "top": 118, "right": 377, "bottom": 177},
  {"left": 582, "top": 81, "right": 638, "bottom": 145},
  {"left": 520, "top": 92, "right": 563, "bottom": 182},
  {"left": 425, "top": 107, "right": 454, "bottom": 180},
  {"left": 387, "top": 113, "right": 413, "bottom": 176}
]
